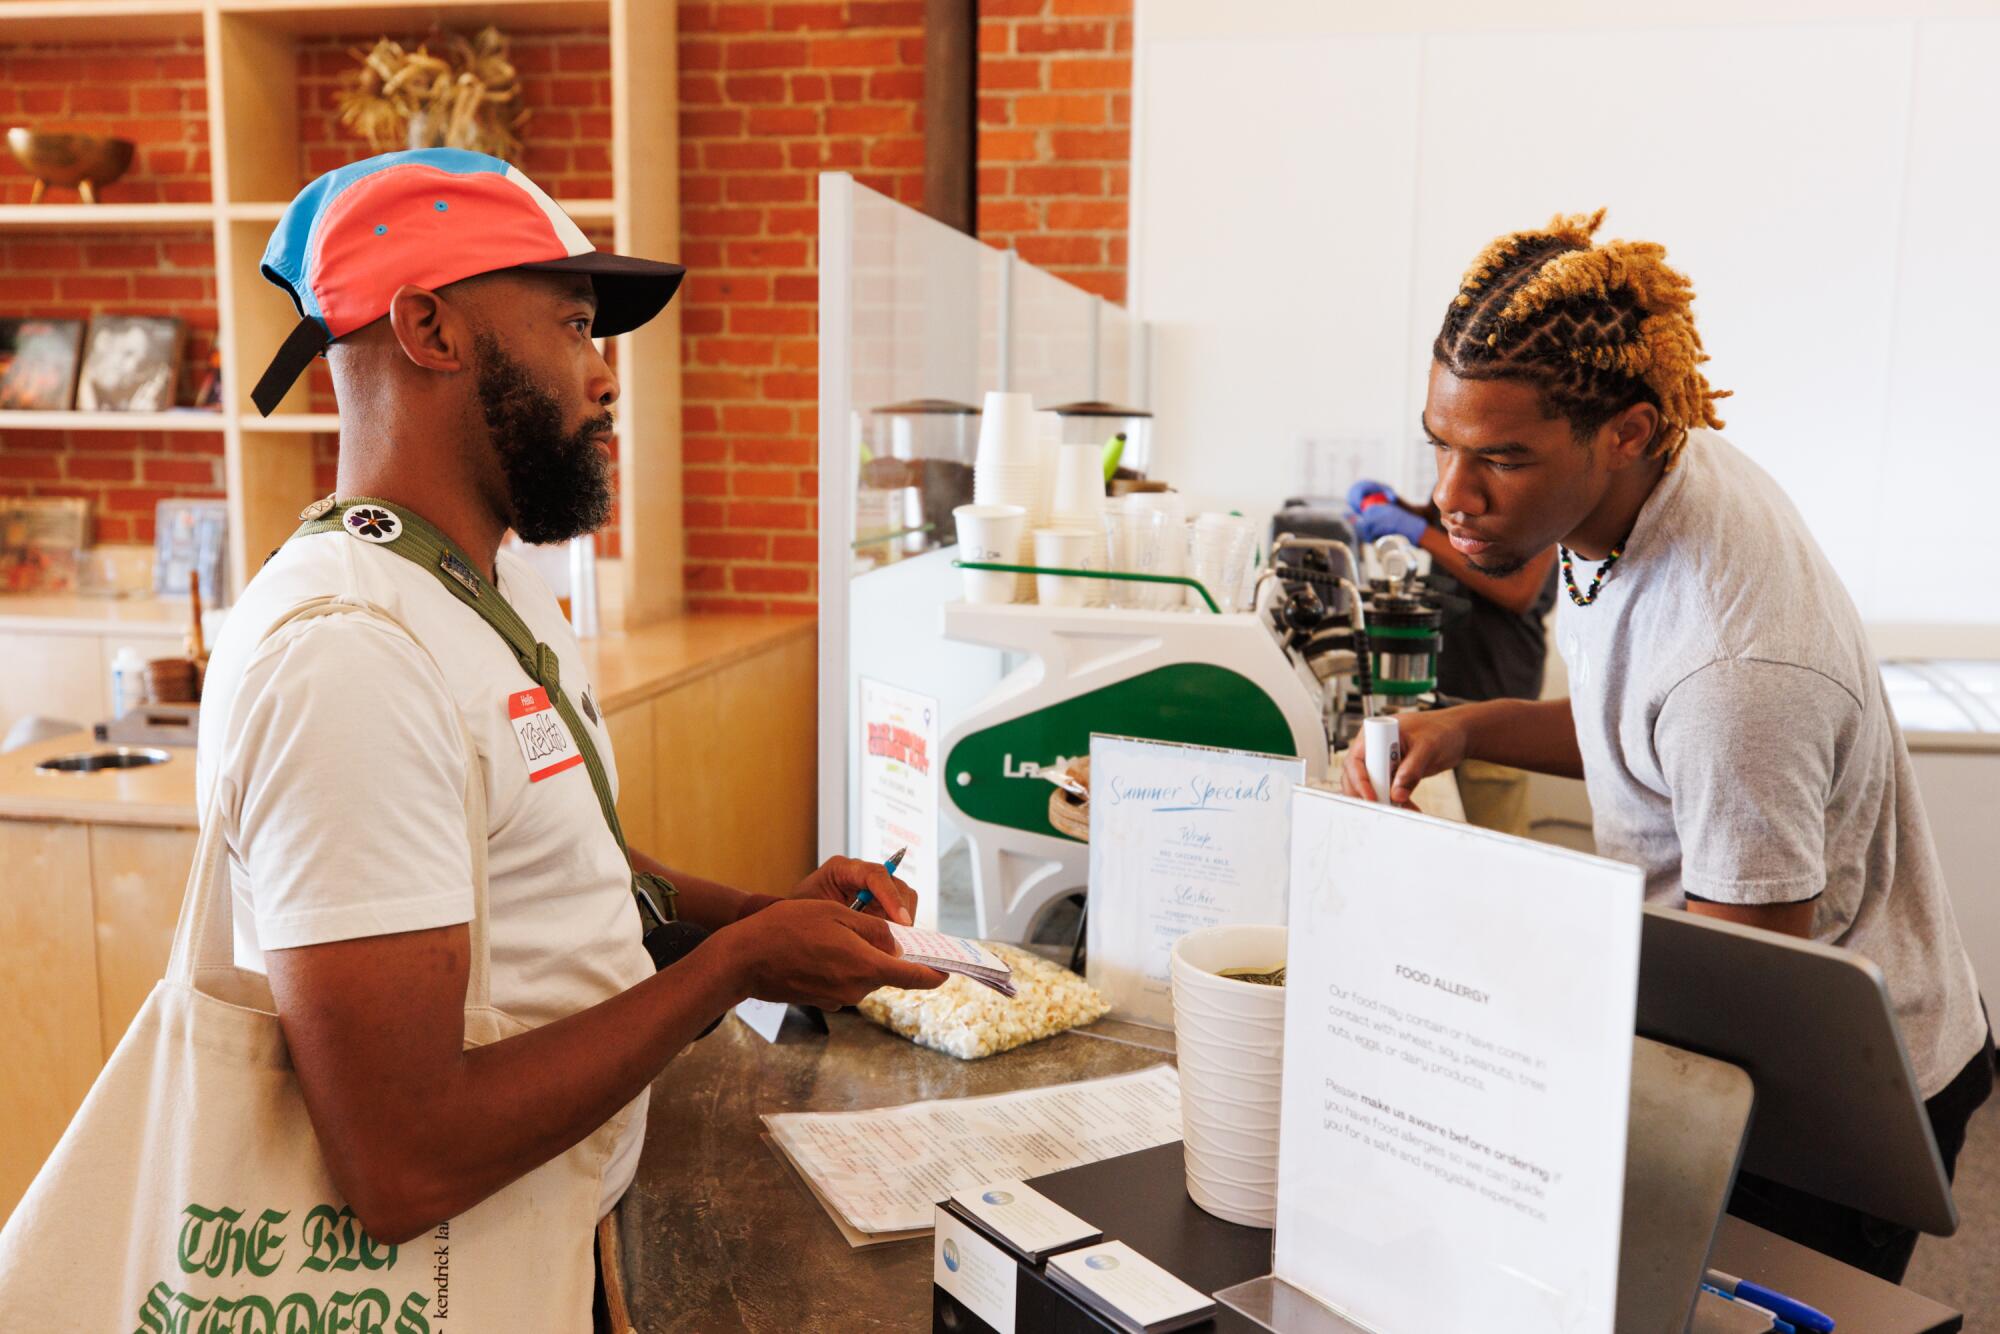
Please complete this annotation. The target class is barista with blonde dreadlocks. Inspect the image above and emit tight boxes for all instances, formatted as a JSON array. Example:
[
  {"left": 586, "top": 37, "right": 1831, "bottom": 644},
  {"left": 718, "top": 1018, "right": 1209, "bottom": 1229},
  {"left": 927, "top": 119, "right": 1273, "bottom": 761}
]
[{"left": 1341, "top": 210, "right": 1992, "bottom": 1282}]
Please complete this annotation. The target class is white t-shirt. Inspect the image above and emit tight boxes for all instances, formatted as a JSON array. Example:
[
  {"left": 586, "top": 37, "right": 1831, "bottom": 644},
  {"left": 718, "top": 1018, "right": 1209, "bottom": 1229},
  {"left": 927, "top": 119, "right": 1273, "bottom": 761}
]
[
  {"left": 196, "top": 526, "right": 656, "bottom": 1217},
  {"left": 1558, "top": 431, "right": 1987, "bottom": 1098}
]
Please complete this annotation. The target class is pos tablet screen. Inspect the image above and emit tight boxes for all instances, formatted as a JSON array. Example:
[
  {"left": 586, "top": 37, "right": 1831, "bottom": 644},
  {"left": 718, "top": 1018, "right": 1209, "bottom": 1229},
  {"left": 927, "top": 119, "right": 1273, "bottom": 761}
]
[{"left": 1635, "top": 906, "right": 1957, "bottom": 1235}]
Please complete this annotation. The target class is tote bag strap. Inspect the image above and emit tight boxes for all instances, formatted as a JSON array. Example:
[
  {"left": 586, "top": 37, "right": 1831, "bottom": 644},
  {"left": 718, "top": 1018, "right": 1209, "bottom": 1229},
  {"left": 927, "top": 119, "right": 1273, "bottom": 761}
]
[
  {"left": 166, "top": 595, "right": 496, "bottom": 1009},
  {"left": 291, "top": 498, "right": 677, "bottom": 935}
]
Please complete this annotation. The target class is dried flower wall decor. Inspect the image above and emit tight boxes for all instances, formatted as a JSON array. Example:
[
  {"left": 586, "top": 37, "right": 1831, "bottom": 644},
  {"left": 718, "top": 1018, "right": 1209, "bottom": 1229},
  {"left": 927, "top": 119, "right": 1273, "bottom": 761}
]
[{"left": 336, "top": 26, "right": 529, "bottom": 160}]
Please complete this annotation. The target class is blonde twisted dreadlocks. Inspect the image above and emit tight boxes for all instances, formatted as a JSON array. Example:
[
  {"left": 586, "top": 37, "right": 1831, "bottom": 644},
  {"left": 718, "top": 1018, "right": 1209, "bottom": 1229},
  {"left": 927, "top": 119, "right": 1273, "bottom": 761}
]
[{"left": 1434, "top": 209, "right": 1728, "bottom": 467}]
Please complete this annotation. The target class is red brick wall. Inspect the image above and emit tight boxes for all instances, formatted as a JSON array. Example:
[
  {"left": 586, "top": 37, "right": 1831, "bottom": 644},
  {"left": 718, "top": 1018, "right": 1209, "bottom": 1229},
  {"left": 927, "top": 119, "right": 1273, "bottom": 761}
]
[
  {"left": 0, "top": 8, "right": 1141, "bottom": 603},
  {"left": 0, "top": 38, "right": 212, "bottom": 205},
  {"left": 0, "top": 39, "right": 223, "bottom": 545},
  {"left": 676, "top": 0, "right": 926, "bottom": 614},
  {"left": 977, "top": 0, "right": 1132, "bottom": 303}
]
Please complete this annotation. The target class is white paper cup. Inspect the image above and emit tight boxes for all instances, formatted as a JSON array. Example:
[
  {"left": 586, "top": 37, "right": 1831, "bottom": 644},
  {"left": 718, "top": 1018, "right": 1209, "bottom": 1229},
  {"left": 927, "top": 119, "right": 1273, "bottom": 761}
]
[
  {"left": 1171, "top": 924, "right": 1287, "bottom": 1227},
  {"left": 1051, "top": 443, "right": 1107, "bottom": 520},
  {"left": 976, "top": 391, "right": 1038, "bottom": 470},
  {"left": 1363, "top": 715, "right": 1401, "bottom": 804},
  {"left": 953, "top": 504, "right": 1027, "bottom": 603},
  {"left": 1033, "top": 525, "right": 1100, "bottom": 607}
]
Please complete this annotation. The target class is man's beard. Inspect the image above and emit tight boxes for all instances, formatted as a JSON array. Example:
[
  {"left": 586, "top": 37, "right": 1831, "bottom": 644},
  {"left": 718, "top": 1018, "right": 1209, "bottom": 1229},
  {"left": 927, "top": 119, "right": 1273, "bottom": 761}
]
[{"left": 473, "top": 332, "right": 614, "bottom": 545}]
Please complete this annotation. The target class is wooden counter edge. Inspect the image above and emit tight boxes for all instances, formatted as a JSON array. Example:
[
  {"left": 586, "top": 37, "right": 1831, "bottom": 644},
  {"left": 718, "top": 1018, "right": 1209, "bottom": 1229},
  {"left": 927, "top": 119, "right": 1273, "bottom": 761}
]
[{"left": 589, "top": 614, "right": 816, "bottom": 716}]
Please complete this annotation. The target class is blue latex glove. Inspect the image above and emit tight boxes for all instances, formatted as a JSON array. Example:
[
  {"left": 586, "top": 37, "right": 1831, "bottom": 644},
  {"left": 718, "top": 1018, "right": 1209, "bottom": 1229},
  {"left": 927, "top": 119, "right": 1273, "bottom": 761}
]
[
  {"left": 1346, "top": 478, "right": 1396, "bottom": 513},
  {"left": 1353, "top": 502, "right": 1428, "bottom": 545}
]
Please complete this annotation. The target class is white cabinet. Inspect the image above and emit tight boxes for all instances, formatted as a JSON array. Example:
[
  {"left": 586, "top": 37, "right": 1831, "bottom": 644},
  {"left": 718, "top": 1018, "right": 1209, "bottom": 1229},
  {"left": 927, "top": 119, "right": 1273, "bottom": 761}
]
[{"left": 0, "top": 626, "right": 184, "bottom": 744}]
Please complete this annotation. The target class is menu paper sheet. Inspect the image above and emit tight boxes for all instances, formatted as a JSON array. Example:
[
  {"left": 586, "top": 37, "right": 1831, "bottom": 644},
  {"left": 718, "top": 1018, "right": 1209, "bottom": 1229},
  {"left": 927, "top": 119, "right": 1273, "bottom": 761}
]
[
  {"left": 1275, "top": 789, "right": 1641, "bottom": 1333},
  {"left": 859, "top": 678, "right": 941, "bottom": 929},
  {"left": 1087, "top": 736, "right": 1306, "bottom": 1027},
  {"left": 764, "top": 1064, "right": 1182, "bottom": 1236}
]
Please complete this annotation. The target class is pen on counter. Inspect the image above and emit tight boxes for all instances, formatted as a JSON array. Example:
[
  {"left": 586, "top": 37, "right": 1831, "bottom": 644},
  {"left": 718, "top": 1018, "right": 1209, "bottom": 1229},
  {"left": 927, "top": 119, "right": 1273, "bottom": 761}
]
[
  {"left": 848, "top": 846, "right": 907, "bottom": 914},
  {"left": 1704, "top": 1270, "right": 1832, "bottom": 1333}
]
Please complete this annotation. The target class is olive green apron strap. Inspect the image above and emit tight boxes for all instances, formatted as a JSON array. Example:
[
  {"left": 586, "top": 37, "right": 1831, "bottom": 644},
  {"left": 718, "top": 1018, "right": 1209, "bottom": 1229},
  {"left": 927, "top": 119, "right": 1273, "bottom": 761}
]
[{"left": 288, "top": 496, "right": 677, "bottom": 929}]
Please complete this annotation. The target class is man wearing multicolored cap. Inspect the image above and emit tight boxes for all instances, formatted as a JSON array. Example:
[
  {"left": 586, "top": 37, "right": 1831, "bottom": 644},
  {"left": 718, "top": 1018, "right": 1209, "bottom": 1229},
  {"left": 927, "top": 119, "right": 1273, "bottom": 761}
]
[{"left": 197, "top": 151, "right": 944, "bottom": 1323}]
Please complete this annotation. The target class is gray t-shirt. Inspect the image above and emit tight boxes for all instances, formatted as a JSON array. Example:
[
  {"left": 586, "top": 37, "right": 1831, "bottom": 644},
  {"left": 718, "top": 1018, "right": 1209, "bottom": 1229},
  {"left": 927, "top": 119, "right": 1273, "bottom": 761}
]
[{"left": 1557, "top": 430, "right": 1986, "bottom": 1097}]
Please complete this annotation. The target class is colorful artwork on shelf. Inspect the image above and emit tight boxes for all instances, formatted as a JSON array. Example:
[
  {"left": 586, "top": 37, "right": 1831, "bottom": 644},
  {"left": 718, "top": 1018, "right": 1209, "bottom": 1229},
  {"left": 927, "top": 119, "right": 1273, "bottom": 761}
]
[
  {"left": 0, "top": 318, "right": 86, "bottom": 410},
  {"left": 0, "top": 497, "right": 92, "bottom": 593}
]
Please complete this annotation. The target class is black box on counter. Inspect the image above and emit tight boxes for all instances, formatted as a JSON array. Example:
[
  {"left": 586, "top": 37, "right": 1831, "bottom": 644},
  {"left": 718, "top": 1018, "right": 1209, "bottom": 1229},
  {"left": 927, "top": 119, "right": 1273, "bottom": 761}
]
[{"left": 932, "top": 1143, "right": 1271, "bottom": 1334}]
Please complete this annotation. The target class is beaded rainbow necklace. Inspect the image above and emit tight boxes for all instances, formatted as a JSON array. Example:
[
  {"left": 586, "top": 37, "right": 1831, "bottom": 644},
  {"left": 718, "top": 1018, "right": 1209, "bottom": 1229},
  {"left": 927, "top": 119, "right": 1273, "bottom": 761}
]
[{"left": 1559, "top": 543, "right": 1624, "bottom": 607}]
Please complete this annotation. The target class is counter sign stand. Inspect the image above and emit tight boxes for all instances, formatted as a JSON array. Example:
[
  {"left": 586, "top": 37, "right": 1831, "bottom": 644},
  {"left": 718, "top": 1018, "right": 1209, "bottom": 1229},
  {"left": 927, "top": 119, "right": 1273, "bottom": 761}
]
[{"left": 1213, "top": 790, "right": 1957, "bottom": 1334}]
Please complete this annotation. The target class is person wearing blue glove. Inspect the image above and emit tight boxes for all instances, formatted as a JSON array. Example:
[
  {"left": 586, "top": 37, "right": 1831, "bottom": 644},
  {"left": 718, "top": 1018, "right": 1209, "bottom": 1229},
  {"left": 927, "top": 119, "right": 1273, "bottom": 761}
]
[{"left": 1346, "top": 478, "right": 1558, "bottom": 835}]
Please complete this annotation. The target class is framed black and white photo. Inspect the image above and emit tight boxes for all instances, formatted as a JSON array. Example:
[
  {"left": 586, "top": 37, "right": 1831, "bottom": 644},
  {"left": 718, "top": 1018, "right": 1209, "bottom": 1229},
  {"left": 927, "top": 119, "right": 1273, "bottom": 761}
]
[
  {"left": 78, "top": 315, "right": 184, "bottom": 412},
  {"left": 0, "top": 318, "right": 85, "bottom": 411}
]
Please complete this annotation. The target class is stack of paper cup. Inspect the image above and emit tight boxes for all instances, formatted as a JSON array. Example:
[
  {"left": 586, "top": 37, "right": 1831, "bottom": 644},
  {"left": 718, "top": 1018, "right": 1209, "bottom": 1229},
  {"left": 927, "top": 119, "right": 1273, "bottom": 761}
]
[
  {"left": 1170, "top": 924, "right": 1287, "bottom": 1228},
  {"left": 953, "top": 504, "right": 1027, "bottom": 603},
  {"left": 1050, "top": 443, "right": 1109, "bottom": 604},
  {"left": 973, "top": 392, "right": 1042, "bottom": 598},
  {"left": 1191, "top": 512, "right": 1259, "bottom": 613},
  {"left": 1123, "top": 491, "right": 1188, "bottom": 610}
]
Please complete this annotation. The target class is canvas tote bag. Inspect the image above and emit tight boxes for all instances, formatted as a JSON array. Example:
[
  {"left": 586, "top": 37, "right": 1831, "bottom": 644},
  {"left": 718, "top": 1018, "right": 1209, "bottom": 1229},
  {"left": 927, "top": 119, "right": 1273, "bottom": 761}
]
[{"left": 0, "top": 596, "right": 632, "bottom": 1331}]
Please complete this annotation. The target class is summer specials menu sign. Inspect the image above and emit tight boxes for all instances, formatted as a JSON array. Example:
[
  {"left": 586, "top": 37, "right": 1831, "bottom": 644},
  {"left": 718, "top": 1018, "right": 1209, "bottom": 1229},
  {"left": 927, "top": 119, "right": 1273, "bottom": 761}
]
[
  {"left": 1086, "top": 735, "right": 1305, "bottom": 1027},
  {"left": 1274, "top": 789, "right": 1641, "bottom": 1333}
]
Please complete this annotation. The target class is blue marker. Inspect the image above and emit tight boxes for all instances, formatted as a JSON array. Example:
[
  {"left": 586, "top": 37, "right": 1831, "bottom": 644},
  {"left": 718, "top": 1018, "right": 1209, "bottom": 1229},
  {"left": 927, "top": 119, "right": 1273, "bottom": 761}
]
[
  {"left": 1705, "top": 1270, "right": 1832, "bottom": 1333},
  {"left": 849, "top": 846, "right": 907, "bottom": 914},
  {"left": 1700, "top": 1283, "right": 1798, "bottom": 1333}
]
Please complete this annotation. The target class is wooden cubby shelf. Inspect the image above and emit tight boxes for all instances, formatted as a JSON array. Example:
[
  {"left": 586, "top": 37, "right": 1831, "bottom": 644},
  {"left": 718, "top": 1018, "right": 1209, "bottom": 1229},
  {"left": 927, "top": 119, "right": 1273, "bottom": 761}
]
[{"left": 0, "top": 0, "right": 683, "bottom": 622}]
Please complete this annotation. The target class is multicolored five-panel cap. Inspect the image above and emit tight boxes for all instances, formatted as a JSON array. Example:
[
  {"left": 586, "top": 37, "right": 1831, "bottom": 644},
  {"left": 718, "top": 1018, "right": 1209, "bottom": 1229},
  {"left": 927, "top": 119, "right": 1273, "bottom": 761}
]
[{"left": 252, "top": 147, "right": 685, "bottom": 415}]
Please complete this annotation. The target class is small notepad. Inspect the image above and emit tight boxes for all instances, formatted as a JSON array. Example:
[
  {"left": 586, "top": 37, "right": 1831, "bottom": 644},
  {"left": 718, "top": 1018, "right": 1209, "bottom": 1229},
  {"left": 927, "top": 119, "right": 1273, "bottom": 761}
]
[{"left": 888, "top": 924, "right": 1017, "bottom": 996}]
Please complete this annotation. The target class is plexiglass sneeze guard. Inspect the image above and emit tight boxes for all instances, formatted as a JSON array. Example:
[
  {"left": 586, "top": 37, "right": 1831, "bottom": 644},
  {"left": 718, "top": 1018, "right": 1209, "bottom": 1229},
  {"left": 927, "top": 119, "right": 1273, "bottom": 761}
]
[{"left": 816, "top": 173, "right": 1149, "bottom": 932}]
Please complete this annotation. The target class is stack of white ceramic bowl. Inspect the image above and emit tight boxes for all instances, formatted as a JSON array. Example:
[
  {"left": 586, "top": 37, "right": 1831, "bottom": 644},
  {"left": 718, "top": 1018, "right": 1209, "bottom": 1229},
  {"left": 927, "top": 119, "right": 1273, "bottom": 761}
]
[
  {"left": 1121, "top": 490, "right": 1189, "bottom": 610},
  {"left": 1170, "top": 924, "right": 1288, "bottom": 1228},
  {"left": 1191, "top": 512, "right": 1260, "bottom": 613},
  {"left": 1048, "top": 442, "right": 1109, "bottom": 605},
  {"left": 972, "top": 391, "right": 1042, "bottom": 599}
]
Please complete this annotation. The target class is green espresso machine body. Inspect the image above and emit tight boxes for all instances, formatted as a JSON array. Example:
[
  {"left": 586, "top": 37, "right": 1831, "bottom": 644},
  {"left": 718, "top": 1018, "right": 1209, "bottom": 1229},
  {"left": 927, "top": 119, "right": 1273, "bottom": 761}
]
[{"left": 939, "top": 601, "right": 1329, "bottom": 940}]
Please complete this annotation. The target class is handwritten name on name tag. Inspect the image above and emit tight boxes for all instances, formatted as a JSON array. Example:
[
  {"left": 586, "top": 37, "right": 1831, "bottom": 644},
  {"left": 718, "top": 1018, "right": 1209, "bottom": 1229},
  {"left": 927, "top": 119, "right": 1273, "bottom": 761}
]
[{"left": 507, "top": 686, "right": 583, "bottom": 783}]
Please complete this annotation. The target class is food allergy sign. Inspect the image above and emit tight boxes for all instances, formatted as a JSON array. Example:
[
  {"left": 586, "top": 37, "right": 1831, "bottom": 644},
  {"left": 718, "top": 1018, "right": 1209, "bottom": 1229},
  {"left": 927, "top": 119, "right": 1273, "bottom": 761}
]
[
  {"left": 507, "top": 686, "right": 581, "bottom": 783},
  {"left": 1273, "top": 789, "right": 1642, "bottom": 1333}
]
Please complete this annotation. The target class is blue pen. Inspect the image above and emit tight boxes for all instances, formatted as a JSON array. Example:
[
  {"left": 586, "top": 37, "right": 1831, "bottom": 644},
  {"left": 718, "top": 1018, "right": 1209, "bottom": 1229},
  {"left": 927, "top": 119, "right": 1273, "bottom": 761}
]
[
  {"left": 849, "top": 846, "right": 906, "bottom": 914},
  {"left": 1706, "top": 1269, "right": 1833, "bottom": 1333},
  {"left": 1701, "top": 1283, "right": 1797, "bottom": 1333}
]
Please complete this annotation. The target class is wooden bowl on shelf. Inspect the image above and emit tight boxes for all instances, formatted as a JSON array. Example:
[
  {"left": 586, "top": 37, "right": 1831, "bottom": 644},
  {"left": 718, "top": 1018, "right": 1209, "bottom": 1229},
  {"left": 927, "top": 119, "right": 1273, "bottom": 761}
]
[{"left": 6, "top": 129, "right": 135, "bottom": 204}]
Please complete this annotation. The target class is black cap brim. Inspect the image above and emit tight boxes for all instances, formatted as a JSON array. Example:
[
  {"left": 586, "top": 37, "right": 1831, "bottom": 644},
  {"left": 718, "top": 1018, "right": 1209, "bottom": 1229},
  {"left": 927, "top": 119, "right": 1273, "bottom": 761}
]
[{"left": 513, "top": 251, "right": 686, "bottom": 339}]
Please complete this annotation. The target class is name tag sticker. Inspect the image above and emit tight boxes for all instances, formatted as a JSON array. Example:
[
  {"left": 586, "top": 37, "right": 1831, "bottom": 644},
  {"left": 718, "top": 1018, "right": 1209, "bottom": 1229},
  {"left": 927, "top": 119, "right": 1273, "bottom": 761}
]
[{"left": 507, "top": 686, "right": 583, "bottom": 783}]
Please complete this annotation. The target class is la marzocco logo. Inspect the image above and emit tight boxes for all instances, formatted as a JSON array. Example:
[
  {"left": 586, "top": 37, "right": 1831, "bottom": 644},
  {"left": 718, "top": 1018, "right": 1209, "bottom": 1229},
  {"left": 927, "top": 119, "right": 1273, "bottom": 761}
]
[{"left": 1003, "top": 752, "right": 1078, "bottom": 781}]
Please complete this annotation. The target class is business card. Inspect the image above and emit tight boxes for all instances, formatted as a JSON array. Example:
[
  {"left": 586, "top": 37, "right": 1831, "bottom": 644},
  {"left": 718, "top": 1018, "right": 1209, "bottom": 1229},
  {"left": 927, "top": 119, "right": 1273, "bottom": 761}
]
[
  {"left": 950, "top": 1180, "right": 1101, "bottom": 1260},
  {"left": 934, "top": 1206, "right": 1017, "bottom": 1333},
  {"left": 1047, "top": 1240, "right": 1216, "bottom": 1329}
]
